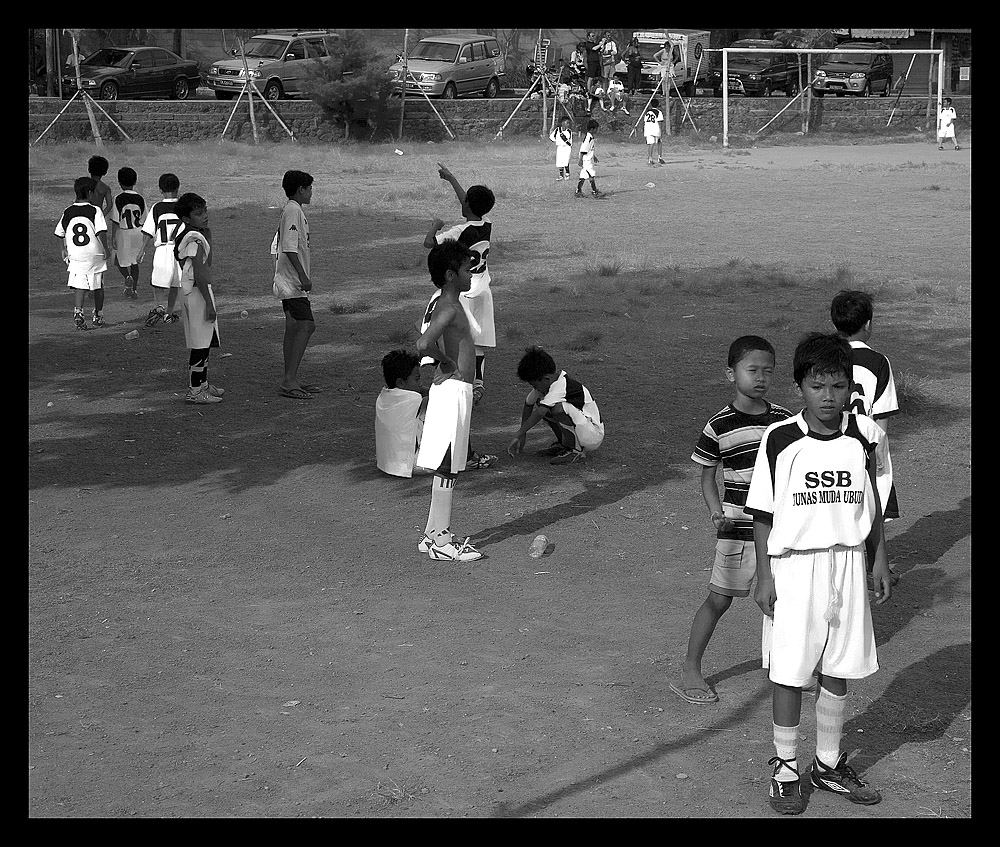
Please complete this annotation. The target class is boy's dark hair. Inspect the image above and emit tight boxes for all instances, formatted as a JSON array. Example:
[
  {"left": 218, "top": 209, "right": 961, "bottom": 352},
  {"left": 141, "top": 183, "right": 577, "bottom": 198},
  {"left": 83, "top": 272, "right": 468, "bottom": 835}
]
[
  {"left": 517, "top": 346, "right": 557, "bottom": 383},
  {"left": 465, "top": 185, "right": 495, "bottom": 217},
  {"left": 651, "top": 98, "right": 660, "bottom": 107},
  {"left": 830, "top": 289, "right": 873, "bottom": 336},
  {"left": 381, "top": 349, "right": 420, "bottom": 389},
  {"left": 586, "top": 118, "right": 599, "bottom": 131},
  {"left": 158, "top": 172, "right": 180, "bottom": 192},
  {"left": 88, "top": 155, "right": 109, "bottom": 177},
  {"left": 282, "top": 169, "right": 314, "bottom": 198},
  {"left": 117, "top": 167, "right": 137, "bottom": 188},
  {"left": 175, "top": 192, "right": 206, "bottom": 220},
  {"left": 793, "top": 332, "right": 853, "bottom": 385},
  {"left": 427, "top": 239, "right": 474, "bottom": 287},
  {"left": 943, "top": 97, "right": 952, "bottom": 105},
  {"left": 728, "top": 335, "right": 775, "bottom": 367},
  {"left": 74, "top": 176, "right": 96, "bottom": 200}
]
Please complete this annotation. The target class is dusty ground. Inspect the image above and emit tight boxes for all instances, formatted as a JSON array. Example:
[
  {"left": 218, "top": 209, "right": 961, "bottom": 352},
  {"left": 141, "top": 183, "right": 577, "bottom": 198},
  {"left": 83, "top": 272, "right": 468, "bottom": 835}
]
[{"left": 28, "top": 136, "right": 971, "bottom": 818}]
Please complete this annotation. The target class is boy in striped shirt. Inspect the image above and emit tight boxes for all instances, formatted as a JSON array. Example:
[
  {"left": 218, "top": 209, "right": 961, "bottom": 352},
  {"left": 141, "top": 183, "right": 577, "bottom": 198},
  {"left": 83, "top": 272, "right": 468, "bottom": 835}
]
[{"left": 670, "top": 336, "right": 792, "bottom": 705}]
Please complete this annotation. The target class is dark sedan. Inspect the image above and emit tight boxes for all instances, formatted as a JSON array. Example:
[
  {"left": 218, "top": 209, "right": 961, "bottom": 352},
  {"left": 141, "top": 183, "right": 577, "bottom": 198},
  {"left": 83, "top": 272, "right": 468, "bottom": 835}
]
[{"left": 62, "top": 46, "right": 200, "bottom": 100}]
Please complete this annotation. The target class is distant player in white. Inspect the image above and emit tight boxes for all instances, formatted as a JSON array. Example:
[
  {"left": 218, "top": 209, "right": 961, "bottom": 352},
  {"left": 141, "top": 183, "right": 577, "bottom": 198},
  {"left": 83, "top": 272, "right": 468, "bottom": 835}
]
[
  {"left": 575, "top": 119, "right": 602, "bottom": 197},
  {"left": 140, "top": 172, "right": 183, "bottom": 324},
  {"left": 643, "top": 97, "right": 665, "bottom": 165},
  {"left": 109, "top": 167, "right": 146, "bottom": 303},
  {"left": 54, "top": 176, "right": 109, "bottom": 330},
  {"left": 936, "top": 96, "right": 961, "bottom": 150},
  {"left": 549, "top": 116, "right": 574, "bottom": 180},
  {"left": 746, "top": 333, "right": 892, "bottom": 815}
]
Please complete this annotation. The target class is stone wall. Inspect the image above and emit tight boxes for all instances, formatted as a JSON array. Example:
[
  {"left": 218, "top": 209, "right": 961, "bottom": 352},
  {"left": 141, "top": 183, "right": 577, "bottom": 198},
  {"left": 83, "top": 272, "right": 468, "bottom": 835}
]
[{"left": 28, "top": 95, "right": 969, "bottom": 145}]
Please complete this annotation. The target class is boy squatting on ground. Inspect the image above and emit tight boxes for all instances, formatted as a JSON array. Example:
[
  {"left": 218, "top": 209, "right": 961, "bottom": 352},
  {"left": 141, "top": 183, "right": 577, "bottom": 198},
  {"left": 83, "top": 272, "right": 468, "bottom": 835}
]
[
  {"left": 375, "top": 349, "right": 429, "bottom": 478},
  {"left": 109, "top": 167, "right": 145, "bottom": 305},
  {"left": 670, "top": 336, "right": 793, "bottom": 705},
  {"left": 55, "top": 176, "right": 110, "bottom": 330},
  {"left": 414, "top": 241, "right": 484, "bottom": 563},
  {"left": 745, "top": 332, "right": 894, "bottom": 815},
  {"left": 421, "top": 163, "right": 497, "bottom": 470},
  {"left": 576, "top": 120, "right": 603, "bottom": 198},
  {"left": 272, "top": 170, "right": 322, "bottom": 400},
  {"left": 506, "top": 346, "right": 605, "bottom": 465},
  {"left": 139, "top": 173, "right": 183, "bottom": 324},
  {"left": 175, "top": 192, "right": 224, "bottom": 405},
  {"left": 831, "top": 288, "right": 902, "bottom": 583}
]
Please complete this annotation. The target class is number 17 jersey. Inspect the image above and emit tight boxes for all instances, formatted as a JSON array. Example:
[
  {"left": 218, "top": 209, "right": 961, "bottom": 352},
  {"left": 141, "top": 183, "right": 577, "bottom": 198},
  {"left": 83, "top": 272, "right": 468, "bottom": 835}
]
[{"left": 141, "top": 198, "right": 182, "bottom": 288}]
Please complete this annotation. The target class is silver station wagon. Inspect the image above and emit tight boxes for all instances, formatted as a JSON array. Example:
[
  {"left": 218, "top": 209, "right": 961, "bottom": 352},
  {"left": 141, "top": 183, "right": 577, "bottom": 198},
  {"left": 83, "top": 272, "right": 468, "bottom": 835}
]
[{"left": 389, "top": 34, "right": 506, "bottom": 99}]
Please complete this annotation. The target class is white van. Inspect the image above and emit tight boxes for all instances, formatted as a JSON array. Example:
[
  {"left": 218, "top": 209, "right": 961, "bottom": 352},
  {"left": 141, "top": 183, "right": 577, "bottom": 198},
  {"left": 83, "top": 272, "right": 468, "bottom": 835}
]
[{"left": 615, "top": 29, "right": 711, "bottom": 94}]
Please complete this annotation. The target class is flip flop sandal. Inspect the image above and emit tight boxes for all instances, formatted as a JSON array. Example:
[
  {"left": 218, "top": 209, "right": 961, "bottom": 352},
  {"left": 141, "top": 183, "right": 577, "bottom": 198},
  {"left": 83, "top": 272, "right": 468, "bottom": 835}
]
[
  {"left": 669, "top": 681, "right": 719, "bottom": 705},
  {"left": 279, "top": 387, "right": 313, "bottom": 400},
  {"left": 299, "top": 383, "right": 323, "bottom": 393}
]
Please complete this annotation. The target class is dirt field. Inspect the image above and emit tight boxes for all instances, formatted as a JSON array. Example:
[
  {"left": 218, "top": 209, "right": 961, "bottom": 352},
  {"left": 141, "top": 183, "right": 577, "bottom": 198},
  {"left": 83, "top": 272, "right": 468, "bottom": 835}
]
[{"left": 28, "top": 135, "right": 971, "bottom": 818}]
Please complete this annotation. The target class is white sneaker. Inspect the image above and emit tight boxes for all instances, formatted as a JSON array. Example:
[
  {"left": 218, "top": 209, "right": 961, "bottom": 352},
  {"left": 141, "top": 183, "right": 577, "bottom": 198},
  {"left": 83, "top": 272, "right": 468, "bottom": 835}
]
[
  {"left": 206, "top": 383, "right": 226, "bottom": 398},
  {"left": 185, "top": 386, "right": 222, "bottom": 404},
  {"left": 428, "top": 536, "right": 483, "bottom": 562}
]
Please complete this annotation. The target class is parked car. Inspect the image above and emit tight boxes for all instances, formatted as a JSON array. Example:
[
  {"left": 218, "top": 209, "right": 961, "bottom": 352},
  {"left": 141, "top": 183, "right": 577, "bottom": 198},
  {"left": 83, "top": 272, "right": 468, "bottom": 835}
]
[
  {"left": 207, "top": 30, "right": 339, "bottom": 100},
  {"left": 709, "top": 39, "right": 806, "bottom": 97},
  {"left": 812, "top": 42, "right": 893, "bottom": 97},
  {"left": 61, "top": 46, "right": 200, "bottom": 100},
  {"left": 388, "top": 34, "right": 505, "bottom": 99}
]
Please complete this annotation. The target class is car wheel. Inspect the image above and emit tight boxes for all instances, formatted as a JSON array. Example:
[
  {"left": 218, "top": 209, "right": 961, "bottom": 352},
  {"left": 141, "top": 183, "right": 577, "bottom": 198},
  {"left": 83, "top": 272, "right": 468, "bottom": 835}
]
[
  {"left": 881, "top": 78, "right": 891, "bottom": 97},
  {"left": 814, "top": 89, "right": 825, "bottom": 98},
  {"left": 172, "top": 77, "right": 190, "bottom": 100},
  {"left": 441, "top": 82, "right": 457, "bottom": 99},
  {"left": 787, "top": 79, "right": 799, "bottom": 97},
  {"left": 713, "top": 88, "right": 722, "bottom": 98},
  {"left": 861, "top": 81, "right": 872, "bottom": 97},
  {"left": 214, "top": 91, "right": 235, "bottom": 100},
  {"left": 99, "top": 80, "right": 119, "bottom": 101},
  {"left": 263, "top": 80, "right": 282, "bottom": 100},
  {"left": 483, "top": 77, "right": 499, "bottom": 98}
]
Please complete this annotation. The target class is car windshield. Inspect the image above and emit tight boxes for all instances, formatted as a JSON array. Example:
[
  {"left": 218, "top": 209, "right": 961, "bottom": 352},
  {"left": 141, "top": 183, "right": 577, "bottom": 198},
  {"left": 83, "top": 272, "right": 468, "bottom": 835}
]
[
  {"left": 826, "top": 52, "right": 870, "bottom": 64},
  {"left": 730, "top": 53, "right": 768, "bottom": 65},
  {"left": 409, "top": 41, "right": 459, "bottom": 62},
  {"left": 242, "top": 39, "right": 288, "bottom": 59},
  {"left": 82, "top": 49, "right": 134, "bottom": 69}
]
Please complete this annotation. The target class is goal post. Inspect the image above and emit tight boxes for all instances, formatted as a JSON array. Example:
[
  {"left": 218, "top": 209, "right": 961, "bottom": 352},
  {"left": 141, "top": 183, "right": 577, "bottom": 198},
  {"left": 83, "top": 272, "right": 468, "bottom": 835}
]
[{"left": 711, "top": 47, "right": 945, "bottom": 147}]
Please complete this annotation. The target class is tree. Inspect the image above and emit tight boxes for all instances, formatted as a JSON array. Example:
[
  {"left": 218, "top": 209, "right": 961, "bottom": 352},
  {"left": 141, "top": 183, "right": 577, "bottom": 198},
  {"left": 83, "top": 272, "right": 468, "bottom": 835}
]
[{"left": 302, "top": 29, "right": 396, "bottom": 141}]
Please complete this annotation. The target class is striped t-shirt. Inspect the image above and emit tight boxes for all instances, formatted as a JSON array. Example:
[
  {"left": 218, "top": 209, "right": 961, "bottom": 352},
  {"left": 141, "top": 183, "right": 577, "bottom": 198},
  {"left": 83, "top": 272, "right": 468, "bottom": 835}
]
[{"left": 692, "top": 403, "right": 794, "bottom": 540}]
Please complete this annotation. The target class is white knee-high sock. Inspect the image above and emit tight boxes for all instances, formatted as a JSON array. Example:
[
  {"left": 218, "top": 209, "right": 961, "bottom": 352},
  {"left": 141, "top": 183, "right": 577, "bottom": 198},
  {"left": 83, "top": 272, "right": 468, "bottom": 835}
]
[
  {"left": 815, "top": 687, "right": 848, "bottom": 768},
  {"left": 773, "top": 723, "right": 800, "bottom": 782},
  {"left": 425, "top": 474, "right": 455, "bottom": 541}
]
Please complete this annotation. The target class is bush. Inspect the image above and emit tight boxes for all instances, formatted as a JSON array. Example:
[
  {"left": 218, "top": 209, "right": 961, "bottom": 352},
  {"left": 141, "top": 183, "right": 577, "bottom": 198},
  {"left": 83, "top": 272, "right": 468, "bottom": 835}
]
[{"left": 302, "top": 29, "right": 399, "bottom": 141}]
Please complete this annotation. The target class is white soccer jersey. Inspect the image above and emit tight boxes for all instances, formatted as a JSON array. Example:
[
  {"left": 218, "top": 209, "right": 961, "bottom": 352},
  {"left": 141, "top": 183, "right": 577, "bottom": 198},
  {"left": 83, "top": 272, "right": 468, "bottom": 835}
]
[
  {"left": 550, "top": 126, "right": 573, "bottom": 167},
  {"left": 847, "top": 340, "right": 899, "bottom": 420},
  {"left": 746, "top": 411, "right": 892, "bottom": 557},
  {"left": 142, "top": 198, "right": 182, "bottom": 287},
  {"left": 55, "top": 202, "right": 108, "bottom": 274},
  {"left": 579, "top": 132, "right": 597, "bottom": 176},
  {"left": 271, "top": 200, "right": 310, "bottom": 300},
  {"left": 526, "top": 370, "right": 601, "bottom": 423},
  {"left": 110, "top": 190, "right": 146, "bottom": 233},
  {"left": 938, "top": 106, "right": 956, "bottom": 129},
  {"left": 434, "top": 218, "right": 494, "bottom": 348},
  {"left": 177, "top": 229, "right": 210, "bottom": 296},
  {"left": 643, "top": 108, "right": 663, "bottom": 138}
]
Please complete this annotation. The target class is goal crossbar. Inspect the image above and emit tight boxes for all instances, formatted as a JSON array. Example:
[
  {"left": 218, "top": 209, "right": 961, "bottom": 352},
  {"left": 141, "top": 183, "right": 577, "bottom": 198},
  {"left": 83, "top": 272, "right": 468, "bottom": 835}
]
[{"left": 717, "top": 47, "right": 944, "bottom": 146}]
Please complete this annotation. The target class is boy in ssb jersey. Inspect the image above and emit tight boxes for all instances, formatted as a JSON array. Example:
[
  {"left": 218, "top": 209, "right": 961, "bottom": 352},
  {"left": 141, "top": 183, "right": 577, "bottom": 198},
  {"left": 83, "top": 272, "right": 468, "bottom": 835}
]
[
  {"left": 54, "top": 177, "right": 110, "bottom": 330},
  {"left": 746, "top": 333, "right": 893, "bottom": 815},
  {"left": 140, "top": 173, "right": 183, "bottom": 323}
]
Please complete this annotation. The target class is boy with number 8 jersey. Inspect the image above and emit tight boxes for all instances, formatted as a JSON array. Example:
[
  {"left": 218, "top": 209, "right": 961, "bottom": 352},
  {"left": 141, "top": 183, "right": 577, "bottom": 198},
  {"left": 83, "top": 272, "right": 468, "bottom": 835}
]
[
  {"left": 54, "top": 176, "right": 109, "bottom": 330},
  {"left": 140, "top": 173, "right": 183, "bottom": 324}
]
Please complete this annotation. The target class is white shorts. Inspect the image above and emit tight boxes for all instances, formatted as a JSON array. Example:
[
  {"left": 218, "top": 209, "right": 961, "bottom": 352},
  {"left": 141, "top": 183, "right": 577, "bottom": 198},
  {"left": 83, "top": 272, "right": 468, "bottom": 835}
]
[
  {"left": 150, "top": 248, "right": 181, "bottom": 289},
  {"left": 579, "top": 163, "right": 596, "bottom": 179},
  {"left": 939, "top": 124, "right": 956, "bottom": 138},
  {"left": 547, "top": 403, "right": 605, "bottom": 451},
  {"left": 645, "top": 134, "right": 660, "bottom": 145},
  {"left": 556, "top": 147, "right": 572, "bottom": 168},
  {"left": 181, "top": 283, "right": 220, "bottom": 350},
  {"left": 115, "top": 228, "right": 143, "bottom": 266},
  {"left": 762, "top": 544, "right": 878, "bottom": 687},
  {"left": 67, "top": 271, "right": 104, "bottom": 291},
  {"left": 416, "top": 378, "right": 472, "bottom": 474}
]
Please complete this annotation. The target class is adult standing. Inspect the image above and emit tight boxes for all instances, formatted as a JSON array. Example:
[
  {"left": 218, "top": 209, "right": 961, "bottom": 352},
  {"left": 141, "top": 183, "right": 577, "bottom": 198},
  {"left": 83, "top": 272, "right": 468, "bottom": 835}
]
[
  {"left": 623, "top": 36, "right": 642, "bottom": 95},
  {"left": 599, "top": 31, "right": 618, "bottom": 97},
  {"left": 584, "top": 31, "right": 602, "bottom": 113},
  {"left": 653, "top": 39, "right": 679, "bottom": 100}
]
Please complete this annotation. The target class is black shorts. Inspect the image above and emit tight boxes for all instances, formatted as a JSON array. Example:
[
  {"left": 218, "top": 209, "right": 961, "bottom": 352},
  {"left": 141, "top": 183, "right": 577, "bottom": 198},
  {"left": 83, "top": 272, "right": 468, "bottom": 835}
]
[{"left": 282, "top": 297, "right": 314, "bottom": 322}]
